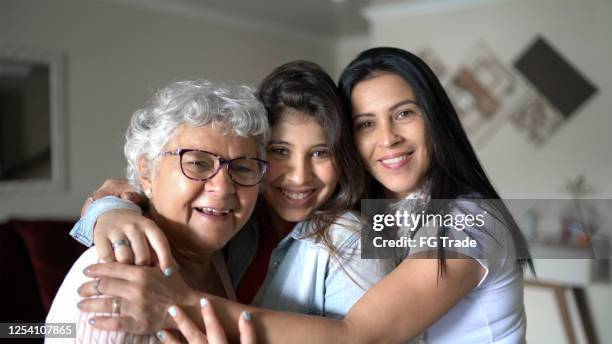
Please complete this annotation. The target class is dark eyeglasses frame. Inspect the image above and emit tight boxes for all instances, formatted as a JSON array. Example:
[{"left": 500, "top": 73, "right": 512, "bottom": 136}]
[{"left": 159, "top": 148, "right": 268, "bottom": 187}]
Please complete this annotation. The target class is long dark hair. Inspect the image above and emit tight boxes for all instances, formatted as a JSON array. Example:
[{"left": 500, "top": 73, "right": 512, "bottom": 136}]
[
  {"left": 258, "top": 60, "right": 365, "bottom": 252},
  {"left": 339, "top": 47, "right": 532, "bottom": 272}
]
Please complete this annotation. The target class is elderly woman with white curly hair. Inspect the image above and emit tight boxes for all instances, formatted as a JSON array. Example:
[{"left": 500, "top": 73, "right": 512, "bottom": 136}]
[{"left": 46, "top": 80, "right": 269, "bottom": 343}]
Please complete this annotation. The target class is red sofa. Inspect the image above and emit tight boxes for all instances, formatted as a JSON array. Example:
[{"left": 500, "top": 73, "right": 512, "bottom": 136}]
[{"left": 0, "top": 219, "right": 85, "bottom": 327}]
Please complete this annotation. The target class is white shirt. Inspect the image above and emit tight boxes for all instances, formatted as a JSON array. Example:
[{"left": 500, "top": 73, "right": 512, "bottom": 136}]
[
  {"left": 401, "top": 197, "right": 527, "bottom": 343},
  {"left": 45, "top": 248, "right": 235, "bottom": 343}
]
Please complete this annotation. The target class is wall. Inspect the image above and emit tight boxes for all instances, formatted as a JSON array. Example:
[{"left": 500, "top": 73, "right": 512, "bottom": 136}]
[
  {"left": 332, "top": 35, "right": 371, "bottom": 80},
  {"left": 359, "top": 0, "right": 612, "bottom": 342},
  {"left": 0, "top": 0, "right": 334, "bottom": 220}
]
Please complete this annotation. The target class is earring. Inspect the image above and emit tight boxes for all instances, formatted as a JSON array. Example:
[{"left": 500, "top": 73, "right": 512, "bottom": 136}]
[{"left": 144, "top": 188, "right": 152, "bottom": 198}]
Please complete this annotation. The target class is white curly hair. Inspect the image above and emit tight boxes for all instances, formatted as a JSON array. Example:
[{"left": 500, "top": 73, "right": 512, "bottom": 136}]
[{"left": 124, "top": 79, "right": 270, "bottom": 191}]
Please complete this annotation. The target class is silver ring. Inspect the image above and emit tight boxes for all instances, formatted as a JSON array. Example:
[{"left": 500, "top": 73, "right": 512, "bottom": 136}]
[
  {"left": 112, "top": 239, "right": 131, "bottom": 250},
  {"left": 111, "top": 297, "right": 122, "bottom": 315},
  {"left": 93, "top": 278, "right": 101, "bottom": 295}
]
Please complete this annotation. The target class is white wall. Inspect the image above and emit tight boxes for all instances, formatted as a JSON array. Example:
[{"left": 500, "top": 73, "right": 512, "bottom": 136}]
[
  {"left": 0, "top": 0, "right": 334, "bottom": 220},
  {"left": 332, "top": 35, "right": 371, "bottom": 80},
  {"left": 360, "top": 0, "right": 612, "bottom": 342}
]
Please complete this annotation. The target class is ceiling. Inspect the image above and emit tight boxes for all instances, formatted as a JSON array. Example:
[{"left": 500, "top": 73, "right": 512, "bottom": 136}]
[
  {"left": 176, "top": 0, "right": 371, "bottom": 38},
  {"left": 106, "top": 0, "right": 438, "bottom": 39}
]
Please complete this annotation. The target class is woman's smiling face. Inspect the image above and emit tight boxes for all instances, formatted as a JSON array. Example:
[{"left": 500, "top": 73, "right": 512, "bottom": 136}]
[
  {"left": 142, "top": 123, "right": 261, "bottom": 253},
  {"left": 351, "top": 73, "right": 431, "bottom": 198},
  {"left": 262, "top": 113, "right": 339, "bottom": 224}
]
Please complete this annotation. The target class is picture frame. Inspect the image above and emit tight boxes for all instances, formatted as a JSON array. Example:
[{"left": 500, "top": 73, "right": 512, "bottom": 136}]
[{"left": 0, "top": 45, "right": 67, "bottom": 194}]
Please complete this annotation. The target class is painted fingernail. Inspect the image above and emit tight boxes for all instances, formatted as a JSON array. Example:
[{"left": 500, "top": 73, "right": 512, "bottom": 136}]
[
  {"left": 168, "top": 306, "right": 177, "bottom": 317},
  {"left": 156, "top": 330, "right": 166, "bottom": 341},
  {"left": 88, "top": 318, "right": 96, "bottom": 325},
  {"left": 200, "top": 298, "right": 208, "bottom": 308},
  {"left": 83, "top": 268, "right": 90, "bottom": 275},
  {"left": 77, "top": 301, "right": 84, "bottom": 309},
  {"left": 242, "top": 311, "right": 252, "bottom": 321},
  {"left": 163, "top": 267, "right": 173, "bottom": 277}
]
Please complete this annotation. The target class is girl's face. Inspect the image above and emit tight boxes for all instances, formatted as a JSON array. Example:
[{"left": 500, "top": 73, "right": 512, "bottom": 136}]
[
  {"left": 263, "top": 114, "right": 339, "bottom": 224},
  {"left": 351, "top": 73, "right": 431, "bottom": 198}
]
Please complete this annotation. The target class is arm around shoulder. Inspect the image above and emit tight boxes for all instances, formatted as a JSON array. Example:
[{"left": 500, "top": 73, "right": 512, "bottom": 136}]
[{"left": 341, "top": 255, "right": 485, "bottom": 343}]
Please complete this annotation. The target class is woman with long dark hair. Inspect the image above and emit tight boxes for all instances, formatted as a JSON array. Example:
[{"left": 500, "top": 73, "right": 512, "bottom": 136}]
[
  {"left": 341, "top": 46, "right": 531, "bottom": 265},
  {"left": 77, "top": 48, "right": 530, "bottom": 343},
  {"left": 334, "top": 47, "right": 531, "bottom": 342}
]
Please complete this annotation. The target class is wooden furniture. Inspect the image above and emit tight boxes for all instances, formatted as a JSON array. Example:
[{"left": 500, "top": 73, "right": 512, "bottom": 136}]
[{"left": 525, "top": 244, "right": 609, "bottom": 344}]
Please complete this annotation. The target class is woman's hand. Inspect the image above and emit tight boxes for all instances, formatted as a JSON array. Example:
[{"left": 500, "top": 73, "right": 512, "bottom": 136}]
[
  {"left": 93, "top": 210, "right": 175, "bottom": 275},
  {"left": 157, "top": 301, "right": 256, "bottom": 344},
  {"left": 82, "top": 177, "right": 175, "bottom": 273},
  {"left": 82, "top": 178, "right": 145, "bottom": 215},
  {"left": 77, "top": 262, "right": 199, "bottom": 334}
]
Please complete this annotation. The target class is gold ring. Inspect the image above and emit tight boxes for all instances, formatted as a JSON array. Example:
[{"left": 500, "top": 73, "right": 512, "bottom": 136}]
[{"left": 111, "top": 298, "right": 121, "bottom": 315}]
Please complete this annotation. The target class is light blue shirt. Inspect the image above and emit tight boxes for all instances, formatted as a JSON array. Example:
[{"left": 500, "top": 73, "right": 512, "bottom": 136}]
[
  {"left": 69, "top": 196, "right": 141, "bottom": 246},
  {"left": 244, "top": 211, "right": 394, "bottom": 318},
  {"left": 70, "top": 197, "right": 394, "bottom": 318}
]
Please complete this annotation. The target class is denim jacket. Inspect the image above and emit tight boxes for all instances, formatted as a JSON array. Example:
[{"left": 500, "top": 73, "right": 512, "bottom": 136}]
[
  {"left": 70, "top": 197, "right": 395, "bottom": 318},
  {"left": 69, "top": 197, "right": 141, "bottom": 246}
]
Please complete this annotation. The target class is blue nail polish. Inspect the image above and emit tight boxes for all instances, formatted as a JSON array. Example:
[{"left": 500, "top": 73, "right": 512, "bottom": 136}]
[
  {"left": 156, "top": 330, "right": 166, "bottom": 341},
  {"left": 168, "top": 306, "right": 177, "bottom": 317},
  {"left": 200, "top": 298, "right": 208, "bottom": 308},
  {"left": 88, "top": 318, "right": 96, "bottom": 325},
  {"left": 163, "top": 267, "right": 173, "bottom": 277},
  {"left": 242, "top": 311, "right": 252, "bottom": 321}
]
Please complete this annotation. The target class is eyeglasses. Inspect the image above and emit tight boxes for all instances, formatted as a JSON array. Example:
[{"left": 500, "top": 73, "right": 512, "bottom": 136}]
[{"left": 159, "top": 148, "right": 268, "bottom": 187}]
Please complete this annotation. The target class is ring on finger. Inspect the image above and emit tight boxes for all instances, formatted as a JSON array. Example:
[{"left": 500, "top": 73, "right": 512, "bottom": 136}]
[
  {"left": 112, "top": 239, "right": 131, "bottom": 250},
  {"left": 111, "top": 297, "right": 122, "bottom": 315}
]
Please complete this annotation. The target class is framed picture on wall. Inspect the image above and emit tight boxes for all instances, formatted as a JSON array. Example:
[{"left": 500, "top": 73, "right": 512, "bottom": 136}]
[
  {"left": 445, "top": 42, "right": 517, "bottom": 146},
  {"left": 0, "top": 46, "right": 67, "bottom": 194}
]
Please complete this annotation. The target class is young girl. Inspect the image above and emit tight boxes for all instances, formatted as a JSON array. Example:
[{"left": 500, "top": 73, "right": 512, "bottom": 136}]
[
  {"left": 70, "top": 61, "right": 394, "bottom": 332},
  {"left": 79, "top": 48, "right": 530, "bottom": 343}
]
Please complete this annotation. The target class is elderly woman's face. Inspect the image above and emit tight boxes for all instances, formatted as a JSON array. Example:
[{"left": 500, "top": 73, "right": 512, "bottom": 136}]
[{"left": 142, "top": 123, "right": 260, "bottom": 253}]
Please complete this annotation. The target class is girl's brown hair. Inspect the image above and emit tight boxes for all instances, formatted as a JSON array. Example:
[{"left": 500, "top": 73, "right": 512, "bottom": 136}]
[{"left": 258, "top": 60, "right": 365, "bottom": 255}]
